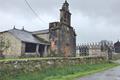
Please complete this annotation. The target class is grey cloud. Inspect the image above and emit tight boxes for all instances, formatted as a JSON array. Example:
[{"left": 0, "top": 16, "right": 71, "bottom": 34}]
[
  {"left": 70, "top": 0, "right": 120, "bottom": 25},
  {"left": 0, "top": 0, "right": 120, "bottom": 43}
]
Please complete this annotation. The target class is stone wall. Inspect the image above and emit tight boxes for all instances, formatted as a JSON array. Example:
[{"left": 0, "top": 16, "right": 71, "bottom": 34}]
[
  {"left": 0, "top": 56, "right": 106, "bottom": 73},
  {"left": 35, "top": 33, "right": 49, "bottom": 42},
  {"left": 1, "top": 32, "right": 22, "bottom": 58},
  {"left": 112, "top": 53, "right": 120, "bottom": 60}
]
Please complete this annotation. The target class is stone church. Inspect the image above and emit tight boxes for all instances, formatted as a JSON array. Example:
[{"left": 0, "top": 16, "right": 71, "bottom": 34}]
[{"left": 0, "top": 0, "right": 76, "bottom": 58}]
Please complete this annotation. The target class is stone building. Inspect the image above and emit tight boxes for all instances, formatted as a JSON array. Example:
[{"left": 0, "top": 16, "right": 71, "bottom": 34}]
[
  {"left": 76, "top": 43, "right": 102, "bottom": 56},
  {"left": 49, "top": 0, "right": 76, "bottom": 57},
  {"left": 76, "top": 41, "right": 114, "bottom": 57},
  {"left": 0, "top": 0, "right": 76, "bottom": 58},
  {"left": 114, "top": 41, "right": 120, "bottom": 53},
  {"left": 0, "top": 28, "right": 50, "bottom": 58}
]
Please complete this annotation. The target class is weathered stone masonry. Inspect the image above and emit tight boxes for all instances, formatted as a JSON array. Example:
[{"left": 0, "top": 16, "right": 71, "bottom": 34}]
[
  {"left": 0, "top": 57, "right": 106, "bottom": 73},
  {"left": 49, "top": 1, "right": 76, "bottom": 57}
]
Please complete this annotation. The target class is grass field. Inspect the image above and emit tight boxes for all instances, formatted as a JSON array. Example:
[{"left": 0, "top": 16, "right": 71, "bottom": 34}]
[{"left": 0, "top": 63, "right": 118, "bottom": 80}]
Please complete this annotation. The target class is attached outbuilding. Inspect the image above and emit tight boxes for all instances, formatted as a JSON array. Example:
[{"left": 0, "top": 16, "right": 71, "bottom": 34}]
[{"left": 0, "top": 28, "right": 50, "bottom": 58}]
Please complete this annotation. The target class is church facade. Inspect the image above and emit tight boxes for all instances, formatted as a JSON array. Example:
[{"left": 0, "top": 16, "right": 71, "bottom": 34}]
[
  {"left": 0, "top": 0, "right": 76, "bottom": 58},
  {"left": 49, "top": 1, "right": 76, "bottom": 57}
]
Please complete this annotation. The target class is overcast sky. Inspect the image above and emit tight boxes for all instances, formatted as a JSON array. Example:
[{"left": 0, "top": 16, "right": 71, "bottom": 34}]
[{"left": 0, "top": 0, "right": 120, "bottom": 44}]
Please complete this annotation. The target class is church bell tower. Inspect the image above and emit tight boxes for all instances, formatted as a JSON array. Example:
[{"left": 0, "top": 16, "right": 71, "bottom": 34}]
[
  {"left": 49, "top": 0, "right": 76, "bottom": 57},
  {"left": 60, "top": 0, "right": 71, "bottom": 25}
]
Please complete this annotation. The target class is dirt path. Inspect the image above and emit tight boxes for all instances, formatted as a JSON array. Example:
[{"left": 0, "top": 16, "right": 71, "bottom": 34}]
[{"left": 76, "top": 65, "right": 120, "bottom": 80}]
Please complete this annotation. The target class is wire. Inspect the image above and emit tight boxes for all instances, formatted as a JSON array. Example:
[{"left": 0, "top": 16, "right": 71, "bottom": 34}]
[{"left": 24, "top": 0, "right": 47, "bottom": 24}]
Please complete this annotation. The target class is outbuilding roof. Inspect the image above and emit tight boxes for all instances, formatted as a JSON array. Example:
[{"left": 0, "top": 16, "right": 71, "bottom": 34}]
[
  {"left": 7, "top": 29, "right": 49, "bottom": 45},
  {"left": 32, "top": 29, "right": 49, "bottom": 34}
]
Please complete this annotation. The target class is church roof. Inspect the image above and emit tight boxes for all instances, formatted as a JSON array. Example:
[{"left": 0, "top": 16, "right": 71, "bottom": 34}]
[
  {"left": 32, "top": 29, "right": 49, "bottom": 34},
  {"left": 6, "top": 29, "right": 49, "bottom": 45}
]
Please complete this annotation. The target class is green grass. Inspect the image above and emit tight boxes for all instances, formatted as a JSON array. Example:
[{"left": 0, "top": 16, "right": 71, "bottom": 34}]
[
  {"left": 0, "top": 63, "right": 118, "bottom": 80},
  {"left": 42, "top": 63, "right": 118, "bottom": 80},
  {"left": 0, "top": 56, "right": 89, "bottom": 62}
]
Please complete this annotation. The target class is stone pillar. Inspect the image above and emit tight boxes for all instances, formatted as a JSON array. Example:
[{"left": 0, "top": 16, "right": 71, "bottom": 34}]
[
  {"left": 36, "top": 44, "right": 40, "bottom": 56},
  {"left": 21, "top": 42, "right": 26, "bottom": 57},
  {"left": 76, "top": 49, "right": 79, "bottom": 57},
  {"left": 44, "top": 45, "right": 48, "bottom": 57}
]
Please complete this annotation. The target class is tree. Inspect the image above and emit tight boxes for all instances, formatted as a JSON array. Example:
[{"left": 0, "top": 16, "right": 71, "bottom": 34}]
[{"left": 0, "top": 34, "right": 10, "bottom": 58}]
